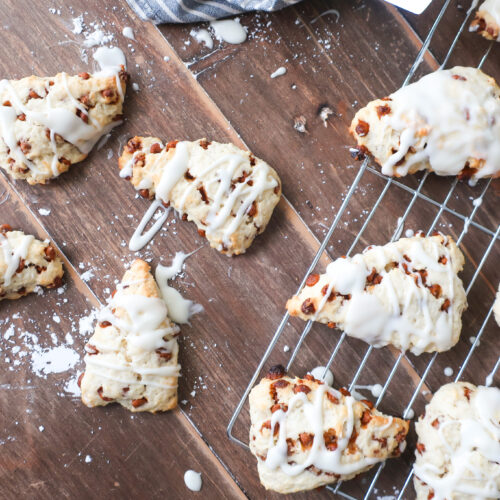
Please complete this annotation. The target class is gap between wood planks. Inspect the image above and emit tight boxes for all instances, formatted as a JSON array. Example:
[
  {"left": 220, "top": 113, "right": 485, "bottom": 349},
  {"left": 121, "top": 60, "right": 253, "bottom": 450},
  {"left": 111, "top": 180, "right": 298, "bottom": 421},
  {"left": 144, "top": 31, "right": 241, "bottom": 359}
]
[{"left": 0, "top": 174, "right": 247, "bottom": 499}]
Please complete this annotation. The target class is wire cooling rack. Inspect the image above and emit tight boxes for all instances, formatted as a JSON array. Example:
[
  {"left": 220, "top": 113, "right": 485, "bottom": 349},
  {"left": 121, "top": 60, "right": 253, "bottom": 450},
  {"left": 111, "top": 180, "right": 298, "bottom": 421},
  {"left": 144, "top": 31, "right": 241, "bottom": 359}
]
[{"left": 227, "top": 1, "right": 499, "bottom": 498}]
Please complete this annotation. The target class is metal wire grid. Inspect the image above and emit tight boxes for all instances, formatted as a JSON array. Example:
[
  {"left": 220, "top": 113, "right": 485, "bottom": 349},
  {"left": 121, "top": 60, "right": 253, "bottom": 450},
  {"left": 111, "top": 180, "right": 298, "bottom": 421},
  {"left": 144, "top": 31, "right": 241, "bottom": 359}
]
[{"left": 227, "top": 1, "right": 499, "bottom": 498}]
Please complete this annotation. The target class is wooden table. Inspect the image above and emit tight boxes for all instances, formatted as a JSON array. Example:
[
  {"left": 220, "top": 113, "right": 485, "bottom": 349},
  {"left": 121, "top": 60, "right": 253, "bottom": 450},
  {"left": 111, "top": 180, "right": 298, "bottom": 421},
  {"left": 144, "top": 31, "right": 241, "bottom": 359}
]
[{"left": 1, "top": 0, "right": 498, "bottom": 498}]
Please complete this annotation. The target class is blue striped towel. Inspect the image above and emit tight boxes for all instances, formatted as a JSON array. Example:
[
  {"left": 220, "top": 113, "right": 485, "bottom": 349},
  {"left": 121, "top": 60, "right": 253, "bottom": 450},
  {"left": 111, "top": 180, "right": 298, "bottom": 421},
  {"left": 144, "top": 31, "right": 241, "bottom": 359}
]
[{"left": 126, "top": 0, "right": 302, "bottom": 23}]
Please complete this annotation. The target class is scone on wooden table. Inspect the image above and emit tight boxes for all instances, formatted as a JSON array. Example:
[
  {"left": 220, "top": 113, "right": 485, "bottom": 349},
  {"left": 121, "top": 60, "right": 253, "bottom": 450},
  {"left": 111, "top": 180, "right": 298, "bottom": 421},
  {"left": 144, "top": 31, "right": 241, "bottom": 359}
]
[
  {"left": 286, "top": 234, "right": 467, "bottom": 355},
  {"left": 0, "top": 47, "right": 128, "bottom": 185},
  {"left": 249, "top": 365, "right": 409, "bottom": 494},
  {"left": 0, "top": 224, "right": 63, "bottom": 301},
  {"left": 119, "top": 137, "right": 281, "bottom": 256},
  {"left": 80, "top": 259, "right": 180, "bottom": 413},
  {"left": 350, "top": 67, "right": 500, "bottom": 181},
  {"left": 413, "top": 382, "right": 500, "bottom": 499},
  {"left": 494, "top": 283, "right": 500, "bottom": 327},
  {"left": 470, "top": 0, "right": 500, "bottom": 41}
]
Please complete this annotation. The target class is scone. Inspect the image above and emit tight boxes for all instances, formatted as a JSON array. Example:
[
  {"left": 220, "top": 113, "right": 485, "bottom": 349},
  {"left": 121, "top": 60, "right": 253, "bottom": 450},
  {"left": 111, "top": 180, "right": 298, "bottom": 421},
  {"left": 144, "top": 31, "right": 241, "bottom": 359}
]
[
  {"left": 349, "top": 67, "right": 500, "bottom": 181},
  {"left": 494, "top": 284, "right": 500, "bottom": 327},
  {"left": 80, "top": 259, "right": 180, "bottom": 413},
  {"left": 0, "top": 224, "right": 63, "bottom": 300},
  {"left": 286, "top": 234, "right": 467, "bottom": 355},
  {"left": 249, "top": 365, "right": 409, "bottom": 494},
  {"left": 0, "top": 52, "right": 128, "bottom": 184},
  {"left": 119, "top": 137, "right": 281, "bottom": 256},
  {"left": 413, "top": 382, "right": 500, "bottom": 499},
  {"left": 470, "top": 0, "right": 500, "bottom": 41}
]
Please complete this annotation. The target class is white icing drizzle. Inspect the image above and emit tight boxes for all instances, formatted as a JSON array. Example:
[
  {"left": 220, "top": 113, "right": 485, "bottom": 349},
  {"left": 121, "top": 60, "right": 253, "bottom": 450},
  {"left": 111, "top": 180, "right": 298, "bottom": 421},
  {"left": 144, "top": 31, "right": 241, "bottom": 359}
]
[
  {"left": 155, "top": 251, "right": 203, "bottom": 325},
  {"left": 129, "top": 200, "right": 170, "bottom": 252},
  {"left": 414, "top": 386, "right": 500, "bottom": 499},
  {"left": 0, "top": 47, "right": 126, "bottom": 178},
  {"left": 314, "top": 237, "right": 457, "bottom": 355},
  {"left": 209, "top": 19, "right": 247, "bottom": 44},
  {"left": 265, "top": 384, "right": 380, "bottom": 475},
  {"left": 85, "top": 285, "right": 181, "bottom": 389},
  {"left": 0, "top": 232, "right": 34, "bottom": 286},
  {"left": 381, "top": 67, "right": 500, "bottom": 179},
  {"left": 130, "top": 140, "right": 277, "bottom": 251},
  {"left": 184, "top": 470, "right": 202, "bottom": 492}
]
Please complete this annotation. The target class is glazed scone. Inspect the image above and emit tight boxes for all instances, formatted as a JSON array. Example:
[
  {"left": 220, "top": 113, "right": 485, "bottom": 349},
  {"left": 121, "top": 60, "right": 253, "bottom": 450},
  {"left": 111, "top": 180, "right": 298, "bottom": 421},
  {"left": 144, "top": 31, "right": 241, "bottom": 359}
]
[
  {"left": 249, "top": 365, "right": 409, "bottom": 494},
  {"left": 470, "top": 0, "right": 500, "bottom": 41},
  {"left": 119, "top": 137, "right": 281, "bottom": 256},
  {"left": 494, "top": 284, "right": 500, "bottom": 327},
  {"left": 0, "top": 47, "right": 128, "bottom": 184},
  {"left": 350, "top": 67, "right": 500, "bottom": 181},
  {"left": 413, "top": 382, "right": 500, "bottom": 499},
  {"left": 80, "top": 259, "right": 180, "bottom": 413},
  {"left": 286, "top": 234, "right": 467, "bottom": 355},
  {"left": 0, "top": 225, "right": 63, "bottom": 300}
]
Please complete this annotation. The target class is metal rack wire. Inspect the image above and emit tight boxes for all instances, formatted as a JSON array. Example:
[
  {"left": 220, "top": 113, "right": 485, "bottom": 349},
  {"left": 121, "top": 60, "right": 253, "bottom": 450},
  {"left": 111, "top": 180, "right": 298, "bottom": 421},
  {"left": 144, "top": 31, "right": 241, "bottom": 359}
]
[{"left": 227, "top": 1, "right": 499, "bottom": 498}]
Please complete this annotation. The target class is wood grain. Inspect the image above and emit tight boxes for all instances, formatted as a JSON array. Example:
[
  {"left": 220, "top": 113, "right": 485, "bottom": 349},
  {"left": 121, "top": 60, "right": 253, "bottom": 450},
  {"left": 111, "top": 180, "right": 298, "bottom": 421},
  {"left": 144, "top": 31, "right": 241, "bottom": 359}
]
[{"left": 0, "top": 0, "right": 498, "bottom": 498}]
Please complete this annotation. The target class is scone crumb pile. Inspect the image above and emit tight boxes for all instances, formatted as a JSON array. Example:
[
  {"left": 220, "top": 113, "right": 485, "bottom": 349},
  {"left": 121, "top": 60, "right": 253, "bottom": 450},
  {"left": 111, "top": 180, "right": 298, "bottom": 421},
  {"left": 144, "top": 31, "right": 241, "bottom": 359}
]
[
  {"left": 413, "top": 382, "right": 500, "bottom": 499},
  {"left": 350, "top": 67, "right": 500, "bottom": 181},
  {"left": 80, "top": 259, "right": 180, "bottom": 412},
  {"left": 287, "top": 234, "right": 467, "bottom": 354},
  {"left": 249, "top": 366, "right": 409, "bottom": 493},
  {"left": 0, "top": 225, "right": 64, "bottom": 301},
  {"left": 119, "top": 137, "right": 281, "bottom": 255},
  {"left": 0, "top": 47, "right": 128, "bottom": 184}
]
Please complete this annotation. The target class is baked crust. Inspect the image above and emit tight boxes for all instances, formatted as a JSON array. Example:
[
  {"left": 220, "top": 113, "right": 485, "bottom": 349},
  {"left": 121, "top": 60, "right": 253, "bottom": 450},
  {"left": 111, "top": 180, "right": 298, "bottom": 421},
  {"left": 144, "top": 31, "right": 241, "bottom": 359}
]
[
  {"left": 119, "top": 137, "right": 281, "bottom": 256},
  {"left": 249, "top": 369, "right": 409, "bottom": 493},
  {"left": 286, "top": 234, "right": 467, "bottom": 355},
  {"left": 80, "top": 259, "right": 180, "bottom": 413},
  {"left": 0, "top": 225, "right": 63, "bottom": 300}
]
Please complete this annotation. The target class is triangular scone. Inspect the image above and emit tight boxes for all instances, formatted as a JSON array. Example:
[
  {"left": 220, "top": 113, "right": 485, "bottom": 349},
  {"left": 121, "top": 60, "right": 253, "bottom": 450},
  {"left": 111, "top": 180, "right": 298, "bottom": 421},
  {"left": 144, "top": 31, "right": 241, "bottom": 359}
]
[
  {"left": 0, "top": 64, "right": 127, "bottom": 184},
  {"left": 0, "top": 225, "right": 63, "bottom": 300},
  {"left": 80, "top": 259, "right": 180, "bottom": 413},
  {"left": 470, "top": 0, "right": 500, "bottom": 41},
  {"left": 349, "top": 67, "right": 500, "bottom": 181},
  {"left": 494, "top": 284, "right": 500, "bottom": 327},
  {"left": 413, "top": 382, "right": 500, "bottom": 499},
  {"left": 118, "top": 137, "right": 281, "bottom": 256},
  {"left": 287, "top": 234, "right": 467, "bottom": 355},
  {"left": 249, "top": 366, "right": 409, "bottom": 494}
]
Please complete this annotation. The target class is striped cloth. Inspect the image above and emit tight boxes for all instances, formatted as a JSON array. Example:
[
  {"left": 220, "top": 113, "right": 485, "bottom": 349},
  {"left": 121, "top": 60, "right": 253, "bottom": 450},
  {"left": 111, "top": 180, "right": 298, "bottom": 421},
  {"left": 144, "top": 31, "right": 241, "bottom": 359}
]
[{"left": 126, "top": 0, "right": 301, "bottom": 23}]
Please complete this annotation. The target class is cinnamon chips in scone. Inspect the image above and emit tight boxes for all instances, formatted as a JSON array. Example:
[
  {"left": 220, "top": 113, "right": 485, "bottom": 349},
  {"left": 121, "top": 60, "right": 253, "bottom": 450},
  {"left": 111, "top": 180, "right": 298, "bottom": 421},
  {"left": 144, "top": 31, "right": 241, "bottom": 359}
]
[
  {"left": 249, "top": 366, "right": 409, "bottom": 494},
  {"left": 119, "top": 137, "right": 281, "bottom": 256},
  {"left": 470, "top": 0, "right": 500, "bottom": 41},
  {"left": 350, "top": 67, "right": 500, "bottom": 181},
  {"left": 80, "top": 260, "right": 180, "bottom": 413},
  {"left": 0, "top": 48, "right": 128, "bottom": 184},
  {"left": 0, "top": 225, "right": 63, "bottom": 301},
  {"left": 287, "top": 234, "right": 467, "bottom": 355}
]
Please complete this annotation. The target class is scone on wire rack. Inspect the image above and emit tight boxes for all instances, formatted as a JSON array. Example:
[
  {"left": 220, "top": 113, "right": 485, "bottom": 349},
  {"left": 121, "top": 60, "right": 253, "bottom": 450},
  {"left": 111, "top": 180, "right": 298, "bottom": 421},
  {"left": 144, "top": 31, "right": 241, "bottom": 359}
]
[
  {"left": 0, "top": 224, "right": 63, "bottom": 301},
  {"left": 286, "top": 234, "right": 467, "bottom": 355},
  {"left": 249, "top": 365, "right": 409, "bottom": 494},
  {"left": 349, "top": 67, "right": 500, "bottom": 181},
  {"left": 413, "top": 382, "right": 500, "bottom": 499},
  {"left": 0, "top": 55, "right": 128, "bottom": 184},
  {"left": 470, "top": 0, "right": 500, "bottom": 41},
  {"left": 118, "top": 137, "right": 281, "bottom": 256},
  {"left": 80, "top": 259, "right": 180, "bottom": 413}
]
